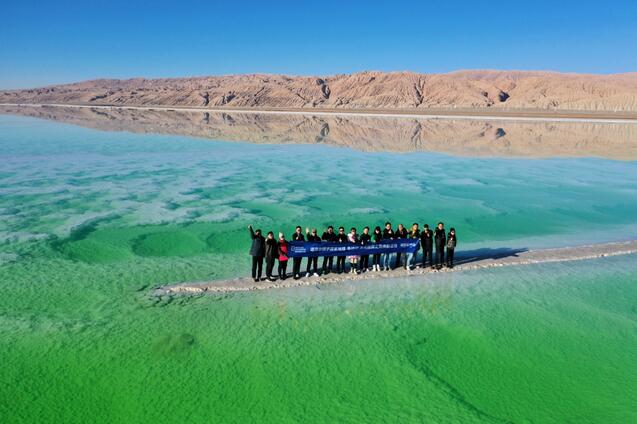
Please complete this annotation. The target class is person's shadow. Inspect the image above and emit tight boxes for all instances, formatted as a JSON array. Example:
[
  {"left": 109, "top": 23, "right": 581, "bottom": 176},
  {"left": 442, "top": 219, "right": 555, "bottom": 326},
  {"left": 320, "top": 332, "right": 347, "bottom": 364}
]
[{"left": 452, "top": 247, "right": 528, "bottom": 266}]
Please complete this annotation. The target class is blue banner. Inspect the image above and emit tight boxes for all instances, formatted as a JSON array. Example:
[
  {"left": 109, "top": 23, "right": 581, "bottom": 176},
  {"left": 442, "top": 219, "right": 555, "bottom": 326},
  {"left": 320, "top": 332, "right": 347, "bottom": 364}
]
[{"left": 287, "top": 239, "right": 420, "bottom": 258}]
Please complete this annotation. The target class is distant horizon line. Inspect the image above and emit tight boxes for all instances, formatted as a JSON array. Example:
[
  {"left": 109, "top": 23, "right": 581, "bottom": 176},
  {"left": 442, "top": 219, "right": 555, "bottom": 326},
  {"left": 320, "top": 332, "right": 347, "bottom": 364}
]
[{"left": 3, "top": 103, "right": 637, "bottom": 124}]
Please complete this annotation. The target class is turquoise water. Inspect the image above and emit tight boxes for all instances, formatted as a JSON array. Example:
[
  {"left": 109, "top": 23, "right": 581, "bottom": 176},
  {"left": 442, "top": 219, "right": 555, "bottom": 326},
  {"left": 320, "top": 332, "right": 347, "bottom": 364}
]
[{"left": 1, "top": 114, "right": 637, "bottom": 422}]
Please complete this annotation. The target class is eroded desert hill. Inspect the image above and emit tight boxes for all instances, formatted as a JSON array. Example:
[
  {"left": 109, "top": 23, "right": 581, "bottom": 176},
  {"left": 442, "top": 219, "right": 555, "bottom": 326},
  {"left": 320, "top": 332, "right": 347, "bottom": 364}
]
[{"left": 2, "top": 70, "right": 637, "bottom": 112}]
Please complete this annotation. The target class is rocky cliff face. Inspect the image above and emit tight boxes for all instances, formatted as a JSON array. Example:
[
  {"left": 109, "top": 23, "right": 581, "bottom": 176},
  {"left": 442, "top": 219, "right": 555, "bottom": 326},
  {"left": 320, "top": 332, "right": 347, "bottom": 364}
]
[{"left": 2, "top": 70, "right": 637, "bottom": 112}]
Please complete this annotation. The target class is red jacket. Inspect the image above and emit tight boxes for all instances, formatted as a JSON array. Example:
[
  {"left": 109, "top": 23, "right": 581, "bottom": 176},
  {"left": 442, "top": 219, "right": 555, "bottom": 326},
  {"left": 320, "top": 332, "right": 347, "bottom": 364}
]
[{"left": 278, "top": 240, "right": 289, "bottom": 261}]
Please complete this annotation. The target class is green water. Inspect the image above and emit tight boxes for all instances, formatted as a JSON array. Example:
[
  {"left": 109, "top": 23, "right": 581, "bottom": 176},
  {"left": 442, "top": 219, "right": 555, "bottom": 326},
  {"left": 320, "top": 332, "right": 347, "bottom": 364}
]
[{"left": 1, "top": 115, "right": 637, "bottom": 422}]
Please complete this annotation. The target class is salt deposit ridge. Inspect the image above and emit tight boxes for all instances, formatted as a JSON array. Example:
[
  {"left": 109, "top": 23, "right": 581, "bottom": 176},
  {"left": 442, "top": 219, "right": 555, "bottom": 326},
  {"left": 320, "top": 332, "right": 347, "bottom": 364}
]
[{"left": 154, "top": 240, "right": 637, "bottom": 295}]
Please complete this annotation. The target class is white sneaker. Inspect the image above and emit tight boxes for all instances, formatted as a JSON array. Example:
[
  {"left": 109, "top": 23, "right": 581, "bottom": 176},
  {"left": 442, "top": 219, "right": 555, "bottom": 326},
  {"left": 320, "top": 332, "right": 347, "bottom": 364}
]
[{"left": 313, "top": 272, "right": 319, "bottom": 277}]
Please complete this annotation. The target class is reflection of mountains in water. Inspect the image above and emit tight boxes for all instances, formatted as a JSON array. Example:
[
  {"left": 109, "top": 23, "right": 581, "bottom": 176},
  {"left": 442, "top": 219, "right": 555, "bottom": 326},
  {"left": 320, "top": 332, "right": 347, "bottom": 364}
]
[{"left": 2, "top": 105, "right": 637, "bottom": 160}]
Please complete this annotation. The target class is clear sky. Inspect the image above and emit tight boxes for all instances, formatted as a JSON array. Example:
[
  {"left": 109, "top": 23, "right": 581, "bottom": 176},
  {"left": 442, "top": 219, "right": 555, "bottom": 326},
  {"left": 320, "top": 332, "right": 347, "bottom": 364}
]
[{"left": 1, "top": 0, "right": 636, "bottom": 89}]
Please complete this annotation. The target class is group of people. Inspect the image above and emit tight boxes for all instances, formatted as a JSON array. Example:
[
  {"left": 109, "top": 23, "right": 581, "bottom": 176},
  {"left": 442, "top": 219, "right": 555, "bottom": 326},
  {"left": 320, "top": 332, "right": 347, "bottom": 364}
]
[{"left": 248, "top": 222, "right": 457, "bottom": 282}]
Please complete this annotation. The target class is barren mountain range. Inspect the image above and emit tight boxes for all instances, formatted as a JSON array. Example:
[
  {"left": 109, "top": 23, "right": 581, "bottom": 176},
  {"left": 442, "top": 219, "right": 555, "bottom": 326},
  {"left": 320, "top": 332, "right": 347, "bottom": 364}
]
[
  {"left": 3, "top": 105, "right": 635, "bottom": 160},
  {"left": 2, "top": 70, "right": 637, "bottom": 113}
]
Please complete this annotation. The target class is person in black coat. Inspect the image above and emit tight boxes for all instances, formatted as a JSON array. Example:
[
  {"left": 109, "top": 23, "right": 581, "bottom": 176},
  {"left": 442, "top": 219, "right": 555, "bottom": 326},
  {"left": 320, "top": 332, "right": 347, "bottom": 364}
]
[
  {"left": 359, "top": 226, "right": 372, "bottom": 272},
  {"left": 434, "top": 222, "right": 446, "bottom": 269},
  {"left": 420, "top": 224, "right": 434, "bottom": 268},
  {"left": 264, "top": 231, "right": 278, "bottom": 281},
  {"left": 394, "top": 223, "right": 408, "bottom": 269},
  {"left": 305, "top": 227, "right": 321, "bottom": 277},
  {"left": 382, "top": 222, "right": 394, "bottom": 270},
  {"left": 321, "top": 225, "right": 337, "bottom": 273},
  {"left": 248, "top": 225, "right": 265, "bottom": 281},
  {"left": 446, "top": 228, "right": 457, "bottom": 268},
  {"left": 292, "top": 226, "right": 305, "bottom": 279},
  {"left": 335, "top": 226, "right": 348, "bottom": 273}
]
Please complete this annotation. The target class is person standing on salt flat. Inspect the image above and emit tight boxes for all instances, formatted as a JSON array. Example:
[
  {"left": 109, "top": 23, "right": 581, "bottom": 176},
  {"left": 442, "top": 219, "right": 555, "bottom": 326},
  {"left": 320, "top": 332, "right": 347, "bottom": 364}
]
[
  {"left": 292, "top": 226, "right": 305, "bottom": 279},
  {"left": 336, "top": 226, "right": 348, "bottom": 273},
  {"left": 382, "top": 222, "right": 395, "bottom": 270},
  {"left": 372, "top": 226, "right": 383, "bottom": 272},
  {"left": 395, "top": 223, "right": 408, "bottom": 269},
  {"left": 347, "top": 227, "right": 360, "bottom": 274},
  {"left": 277, "top": 233, "right": 289, "bottom": 280},
  {"left": 359, "top": 226, "right": 372, "bottom": 272},
  {"left": 305, "top": 227, "right": 321, "bottom": 277},
  {"left": 446, "top": 228, "right": 458, "bottom": 268},
  {"left": 434, "top": 222, "right": 447, "bottom": 270},
  {"left": 407, "top": 223, "right": 420, "bottom": 270},
  {"left": 264, "top": 231, "right": 278, "bottom": 281},
  {"left": 420, "top": 224, "right": 434, "bottom": 269},
  {"left": 321, "top": 225, "right": 337, "bottom": 274},
  {"left": 248, "top": 225, "right": 265, "bottom": 282}
]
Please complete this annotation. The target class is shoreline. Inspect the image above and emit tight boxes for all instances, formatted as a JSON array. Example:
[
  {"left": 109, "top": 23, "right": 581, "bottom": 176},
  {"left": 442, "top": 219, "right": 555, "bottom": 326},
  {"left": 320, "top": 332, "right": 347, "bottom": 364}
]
[
  {"left": 3, "top": 103, "right": 637, "bottom": 124},
  {"left": 153, "top": 239, "right": 637, "bottom": 296}
]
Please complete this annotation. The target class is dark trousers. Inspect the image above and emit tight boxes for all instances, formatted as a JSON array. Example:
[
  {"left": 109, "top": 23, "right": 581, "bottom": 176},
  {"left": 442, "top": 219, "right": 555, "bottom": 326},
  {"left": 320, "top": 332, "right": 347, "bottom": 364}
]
[
  {"left": 360, "top": 255, "right": 369, "bottom": 271},
  {"left": 372, "top": 253, "right": 381, "bottom": 266},
  {"left": 251, "top": 256, "right": 263, "bottom": 280},
  {"left": 395, "top": 253, "right": 405, "bottom": 269},
  {"left": 435, "top": 247, "right": 445, "bottom": 267},
  {"left": 278, "top": 260, "right": 288, "bottom": 279},
  {"left": 446, "top": 248, "right": 455, "bottom": 267},
  {"left": 336, "top": 256, "right": 346, "bottom": 273},
  {"left": 322, "top": 256, "right": 333, "bottom": 272},
  {"left": 265, "top": 257, "right": 275, "bottom": 278},
  {"left": 306, "top": 256, "right": 318, "bottom": 275},
  {"left": 422, "top": 248, "right": 433, "bottom": 267},
  {"left": 293, "top": 257, "right": 302, "bottom": 276}
]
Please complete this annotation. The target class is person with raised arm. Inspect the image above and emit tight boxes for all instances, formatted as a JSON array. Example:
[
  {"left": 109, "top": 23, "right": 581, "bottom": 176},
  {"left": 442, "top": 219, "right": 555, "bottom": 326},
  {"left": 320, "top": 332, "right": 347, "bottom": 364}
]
[{"left": 248, "top": 224, "right": 265, "bottom": 282}]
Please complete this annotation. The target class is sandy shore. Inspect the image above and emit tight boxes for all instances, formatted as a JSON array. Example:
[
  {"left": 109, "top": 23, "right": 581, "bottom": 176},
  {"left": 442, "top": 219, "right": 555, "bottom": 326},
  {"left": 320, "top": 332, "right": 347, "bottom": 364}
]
[
  {"left": 153, "top": 240, "right": 637, "bottom": 296},
  {"left": 3, "top": 103, "right": 637, "bottom": 124}
]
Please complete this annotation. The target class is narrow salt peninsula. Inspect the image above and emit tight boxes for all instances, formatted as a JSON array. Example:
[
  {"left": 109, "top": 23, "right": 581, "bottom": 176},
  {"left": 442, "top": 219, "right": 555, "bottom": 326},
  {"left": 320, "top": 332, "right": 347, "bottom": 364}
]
[{"left": 155, "top": 240, "right": 637, "bottom": 295}]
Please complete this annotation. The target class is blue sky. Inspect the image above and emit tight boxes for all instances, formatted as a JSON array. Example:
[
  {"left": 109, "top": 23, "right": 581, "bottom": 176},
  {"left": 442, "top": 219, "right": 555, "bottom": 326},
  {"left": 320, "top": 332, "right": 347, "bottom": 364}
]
[{"left": 1, "top": 0, "right": 636, "bottom": 88}]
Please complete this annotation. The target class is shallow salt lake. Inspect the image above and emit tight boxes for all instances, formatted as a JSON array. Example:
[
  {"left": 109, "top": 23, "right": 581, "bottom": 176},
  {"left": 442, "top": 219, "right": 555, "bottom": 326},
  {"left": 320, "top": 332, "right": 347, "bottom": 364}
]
[{"left": 1, "top": 113, "right": 636, "bottom": 422}]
